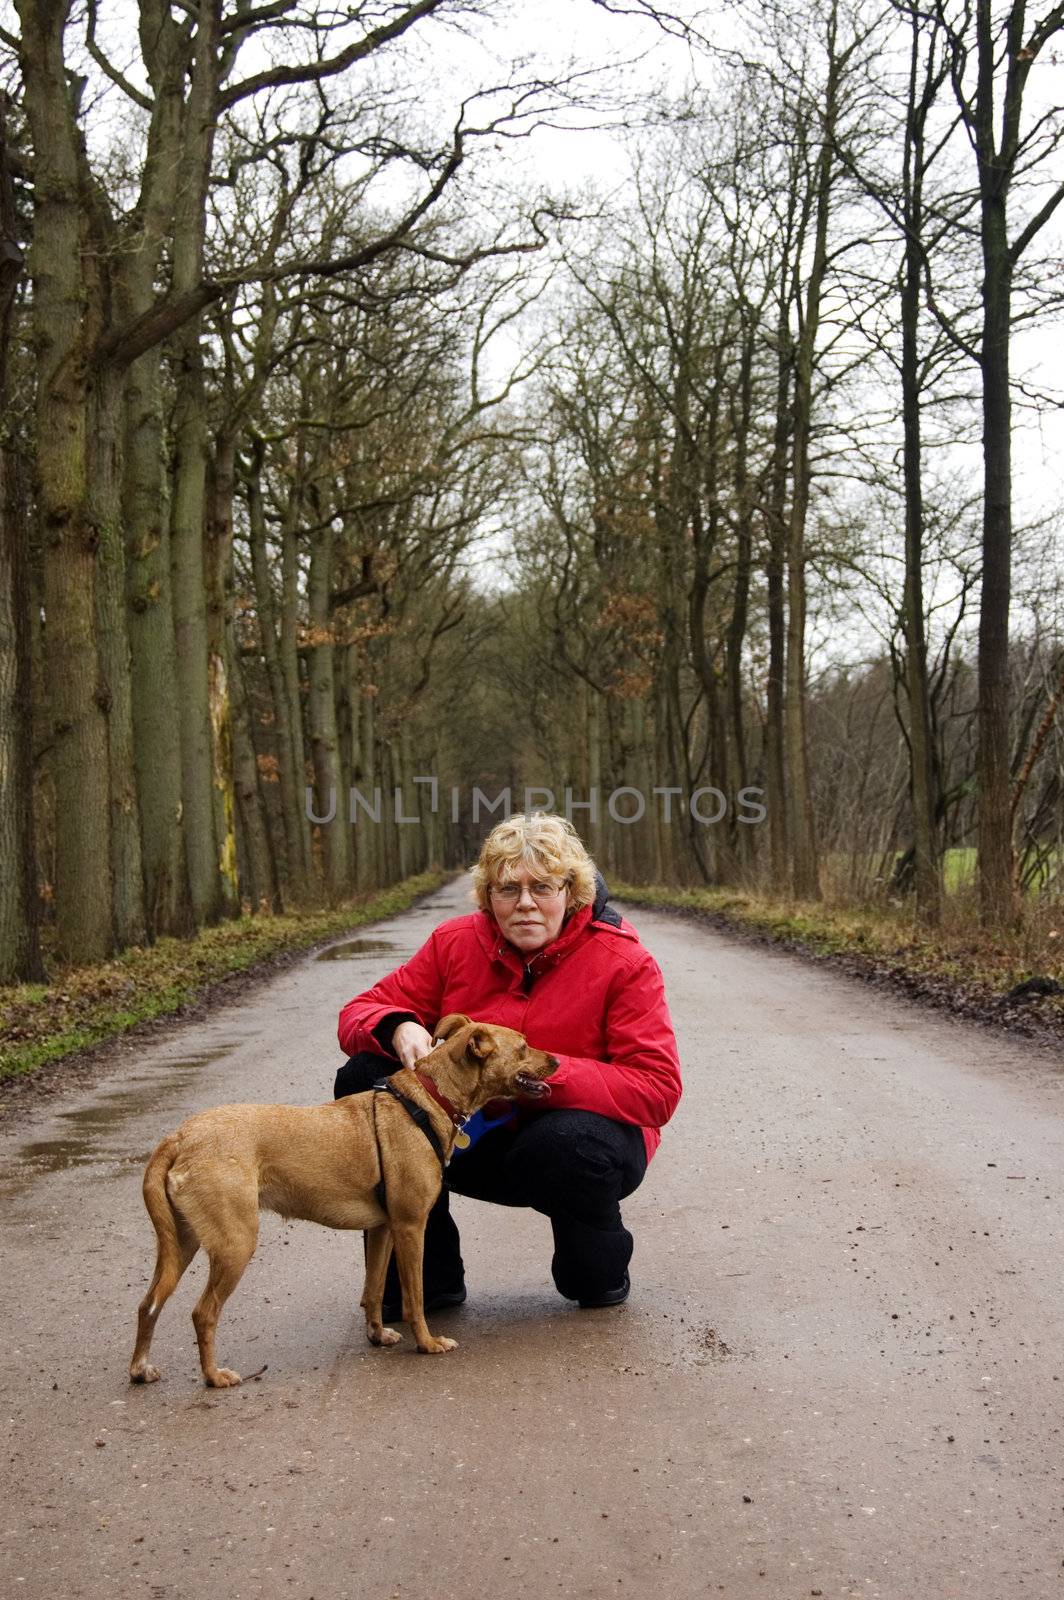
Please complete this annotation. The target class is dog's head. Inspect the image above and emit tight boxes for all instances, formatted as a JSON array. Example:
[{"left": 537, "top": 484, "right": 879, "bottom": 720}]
[{"left": 427, "top": 1014, "right": 559, "bottom": 1113}]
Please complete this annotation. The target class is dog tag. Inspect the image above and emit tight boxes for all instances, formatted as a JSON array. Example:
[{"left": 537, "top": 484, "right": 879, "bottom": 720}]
[{"left": 453, "top": 1129, "right": 471, "bottom": 1150}]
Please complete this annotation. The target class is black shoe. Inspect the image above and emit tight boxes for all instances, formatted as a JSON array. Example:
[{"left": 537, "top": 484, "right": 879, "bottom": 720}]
[
  {"left": 577, "top": 1272, "right": 631, "bottom": 1310},
  {"left": 381, "top": 1285, "right": 467, "bottom": 1323}
]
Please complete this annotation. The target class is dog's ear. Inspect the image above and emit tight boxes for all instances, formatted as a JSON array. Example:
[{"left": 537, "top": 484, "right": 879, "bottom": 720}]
[
  {"left": 434, "top": 1013, "right": 473, "bottom": 1041},
  {"left": 465, "top": 1026, "right": 496, "bottom": 1062}
]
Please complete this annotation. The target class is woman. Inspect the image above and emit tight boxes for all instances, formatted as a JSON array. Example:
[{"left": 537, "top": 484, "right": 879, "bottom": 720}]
[{"left": 335, "top": 813, "right": 682, "bottom": 1315}]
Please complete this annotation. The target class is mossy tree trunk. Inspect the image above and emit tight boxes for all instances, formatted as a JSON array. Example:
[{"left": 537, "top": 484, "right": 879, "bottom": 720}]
[
  {"left": 246, "top": 443, "right": 309, "bottom": 904},
  {"left": 168, "top": 0, "right": 223, "bottom": 927},
  {"left": 118, "top": 5, "right": 194, "bottom": 939},
  {"left": 16, "top": 0, "right": 113, "bottom": 963},
  {"left": 307, "top": 520, "right": 350, "bottom": 900},
  {"left": 205, "top": 431, "right": 241, "bottom": 917},
  {"left": 0, "top": 91, "right": 45, "bottom": 982}
]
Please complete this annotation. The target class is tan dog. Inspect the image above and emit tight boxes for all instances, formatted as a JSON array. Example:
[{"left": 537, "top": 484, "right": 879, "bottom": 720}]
[{"left": 129, "top": 1015, "right": 557, "bottom": 1385}]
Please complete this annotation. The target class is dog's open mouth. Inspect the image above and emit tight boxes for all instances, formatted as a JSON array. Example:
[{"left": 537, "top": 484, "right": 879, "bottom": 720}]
[{"left": 514, "top": 1072, "right": 551, "bottom": 1098}]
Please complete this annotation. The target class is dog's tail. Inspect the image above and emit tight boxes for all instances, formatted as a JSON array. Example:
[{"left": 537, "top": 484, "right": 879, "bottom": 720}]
[
  {"left": 130, "top": 1136, "right": 197, "bottom": 1381},
  {"left": 143, "top": 1134, "right": 184, "bottom": 1262}
]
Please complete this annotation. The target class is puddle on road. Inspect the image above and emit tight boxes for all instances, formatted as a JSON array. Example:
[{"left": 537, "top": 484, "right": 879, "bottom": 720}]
[
  {"left": 165, "top": 1048, "right": 237, "bottom": 1069},
  {"left": 316, "top": 939, "right": 397, "bottom": 961},
  {"left": 3, "top": 1042, "right": 239, "bottom": 1197},
  {"left": 15, "top": 1138, "right": 147, "bottom": 1174}
]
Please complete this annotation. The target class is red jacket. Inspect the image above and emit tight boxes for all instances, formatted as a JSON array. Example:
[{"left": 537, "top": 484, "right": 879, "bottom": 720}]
[{"left": 337, "top": 890, "right": 682, "bottom": 1161}]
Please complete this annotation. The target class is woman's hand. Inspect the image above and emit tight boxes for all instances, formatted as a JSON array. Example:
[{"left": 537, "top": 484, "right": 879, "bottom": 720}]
[{"left": 392, "top": 1020, "right": 436, "bottom": 1072}]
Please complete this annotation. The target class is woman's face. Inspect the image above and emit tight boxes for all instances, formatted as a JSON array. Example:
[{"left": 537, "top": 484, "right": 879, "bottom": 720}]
[{"left": 488, "top": 865, "right": 570, "bottom": 955}]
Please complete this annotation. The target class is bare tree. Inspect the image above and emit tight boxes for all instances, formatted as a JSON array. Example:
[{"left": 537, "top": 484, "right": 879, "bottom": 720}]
[{"left": 933, "top": 0, "right": 1064, "bottom": 924}]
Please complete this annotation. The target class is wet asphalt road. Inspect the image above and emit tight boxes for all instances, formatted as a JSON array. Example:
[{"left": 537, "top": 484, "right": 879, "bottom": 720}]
[{"left": 2, "top": 876, "right": 1063, "bottom": 1599}]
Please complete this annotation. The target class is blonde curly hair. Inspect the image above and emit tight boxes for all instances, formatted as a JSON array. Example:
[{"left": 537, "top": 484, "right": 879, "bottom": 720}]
[{"left": 470, "top": 813, "right": 597, "bottom": 915}]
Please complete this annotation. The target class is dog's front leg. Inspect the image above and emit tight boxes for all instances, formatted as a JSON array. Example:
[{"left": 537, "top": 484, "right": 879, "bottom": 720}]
[
  {"left": 362, "top": 1224, "right": 401, "bottom": 1347},
  {"left": 390, "top": 1217, "right": 458, "bottom": 1354}
]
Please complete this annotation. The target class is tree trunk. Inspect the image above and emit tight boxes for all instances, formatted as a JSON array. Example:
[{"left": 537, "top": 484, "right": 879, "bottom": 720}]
[
  {"left": 117, "top": 27, "right": 193, "bottom": 938},
  {"left": 170, "top": 325, "right": 222, "bottom": 925},
  {"left": 205, "top": 433, "right": 240, "bottom": 917},
  {"left": 0, "top": 92, "right": 45, "bottom": 981},
  {"left": 74, "top": 65, "right": 148, "bottom": 954},
  {"left": 356, "top": 680, "right": 380, "bottom": 891},
  {"left": 629, "top": 695, "right": 656, "bottom": 882},
  {"left": 726, "top": 306, "right": 754, "bottom": 873},
  {"left": 379, "top": 738, "right": 399, "bottom": 885},
  {"left": 397, "top": 720, "right": 415, "bottom": 879},
  {"left": 976, "top": 206, "right": 1015, "bottom": 925},
  {"left": 765, "top": 319, "right": 791, "bottom": 891},
  {"left": 785, "top": 21, "right": 839, "bottom": 904},
  {"left": 973, "top": 0, "right": 1018, "bottom": 927},
  {"left": 90, "top": 363, "right": 147, "bottom": 947},
  {"left": 307, "top": 523, "right": 349, "bottom": 899},
  {"left": 123, "top": 343, "right": 193, "bottom": 936},
  {"left": 228, "top": 600, "right": 280, "bottom": 914},
  {"left": 246, "top": 451, "right": 308, "bottom": 903},
  {"left": 280, "top": 499, "right": 316, "bottom": 894},
  {"left": 652, "top": 680, "right": 677, "bottom": 884},
  {"left": 16, "top": 0, "right": 114, "bottom": 963},
  {"left": 900, "top": 23, "right": 942, "bottom": 926},
  {"left": 586, "top": 685, "right": 603, "bottom": 864},
  {"left": 167, "top": 0, "right": 223, "bottom": 927}
]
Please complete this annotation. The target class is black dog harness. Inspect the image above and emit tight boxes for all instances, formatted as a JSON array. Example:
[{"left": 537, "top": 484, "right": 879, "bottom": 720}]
[{"left": 371, "top": 1076, "right": 448, "bottom": 1215}]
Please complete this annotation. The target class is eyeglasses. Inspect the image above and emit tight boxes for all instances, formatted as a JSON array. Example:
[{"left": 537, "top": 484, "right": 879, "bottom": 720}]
[{"left": 489, "top": 879, "right": 567, "bottom": 904}]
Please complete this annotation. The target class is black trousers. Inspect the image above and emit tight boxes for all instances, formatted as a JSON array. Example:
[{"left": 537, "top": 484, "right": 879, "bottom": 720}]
[{"left": 334, "top": 1053, "right": 648, "bottom": 1300}]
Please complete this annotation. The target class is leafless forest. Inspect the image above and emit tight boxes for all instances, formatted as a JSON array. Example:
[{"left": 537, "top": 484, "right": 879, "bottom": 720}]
[{"left": 1, "top": 0, "right": 1063, "bottom": 981}]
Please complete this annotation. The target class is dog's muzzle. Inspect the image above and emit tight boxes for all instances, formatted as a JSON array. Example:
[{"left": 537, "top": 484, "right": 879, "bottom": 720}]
[{"left": 513, "top": 1058, "right": 557, "bottom": 1097}]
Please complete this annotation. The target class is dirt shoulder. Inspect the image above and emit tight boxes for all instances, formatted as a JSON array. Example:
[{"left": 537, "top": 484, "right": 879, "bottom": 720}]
[
  {"left": 612, "top": 881, "right": 1064, "bottom": 1052},
  {"left": 0, "top": 870, "right": 450, "bottom": 1116}
]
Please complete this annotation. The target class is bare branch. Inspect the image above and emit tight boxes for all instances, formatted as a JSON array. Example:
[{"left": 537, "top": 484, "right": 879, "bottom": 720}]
[
  {"left": 217, "top": 0, "right": 448, "bottom": 110},
  {"left": 86, "top": 0, "right": 154, "bottom": 111}
]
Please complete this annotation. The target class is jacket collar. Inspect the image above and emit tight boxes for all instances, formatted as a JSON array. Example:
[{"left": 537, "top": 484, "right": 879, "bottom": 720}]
[{"left": 591, "top": 868, "right": 623, "bottom": 928}]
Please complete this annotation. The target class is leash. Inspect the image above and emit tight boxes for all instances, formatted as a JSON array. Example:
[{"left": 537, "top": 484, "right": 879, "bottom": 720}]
[{"left": 371, "top": 1076, "right": 449, "bottom": 1214}]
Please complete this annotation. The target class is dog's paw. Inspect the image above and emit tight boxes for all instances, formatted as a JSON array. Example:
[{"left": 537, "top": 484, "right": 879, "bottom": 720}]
[
  {"left": 368, "top": 1325, "right": 402, "bottom": 1347},
  {"left": 129, "top": 1363, "right": 160, "bottom": 1384},
  {"left": 206, "top": 1368, "right": 242, "bottom": 1388},
  {"left": 418, "top": 1336, "right": 458, "bottom": 1354}
]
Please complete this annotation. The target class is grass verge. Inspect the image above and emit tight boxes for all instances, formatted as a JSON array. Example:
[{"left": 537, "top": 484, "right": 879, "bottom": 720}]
[
  {"left": 0, "top": 870, "right": 448, "bottom": 1081},
  {"left": 611, "top": 881, "right": 1064, "bottom": 1017}
]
